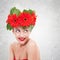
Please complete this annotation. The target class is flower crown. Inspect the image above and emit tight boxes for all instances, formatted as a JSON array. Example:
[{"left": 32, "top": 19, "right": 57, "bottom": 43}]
[{"left": 6, "top": 7, "right": 36, "bottom": 30}]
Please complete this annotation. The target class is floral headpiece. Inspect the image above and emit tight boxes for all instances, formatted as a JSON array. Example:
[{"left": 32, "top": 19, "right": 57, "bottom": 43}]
[{"left": 6, "top": 7, "right": 36, "bottom": 31}]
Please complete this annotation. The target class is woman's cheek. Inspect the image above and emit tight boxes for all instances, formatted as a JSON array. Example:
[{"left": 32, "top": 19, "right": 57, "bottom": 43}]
[
  {"left": 25, "top": 33, "right": 30, "bottom": 37},
  {"left": 15, "top": 33, "right": 19, "bottom": 37}
]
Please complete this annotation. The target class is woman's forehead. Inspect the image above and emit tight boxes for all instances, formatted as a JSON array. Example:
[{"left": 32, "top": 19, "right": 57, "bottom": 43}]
[{"left": 14, "top": 27, "right": 29, "bottom": 30}]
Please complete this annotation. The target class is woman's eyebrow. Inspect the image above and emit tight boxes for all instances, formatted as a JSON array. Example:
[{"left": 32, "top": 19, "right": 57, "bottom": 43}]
[
  {"left": 16, "top": 28, "right": 20, "bottom": 30},
  {"left": 14, "top": 28, "right": 20, "bottom": 31},
  {"left": 24, "top": 29, "right": 28, "bottom": 30}
]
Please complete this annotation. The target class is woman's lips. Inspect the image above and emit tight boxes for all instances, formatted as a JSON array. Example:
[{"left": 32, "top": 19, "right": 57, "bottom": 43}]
[{"left": 18, "top": 37, "right": 25, "bottom": 41}]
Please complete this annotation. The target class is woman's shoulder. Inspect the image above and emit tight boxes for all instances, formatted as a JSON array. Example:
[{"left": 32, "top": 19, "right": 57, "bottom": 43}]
[
  {"left": 26, "top": 39, "right": 39, "bottom": 54},
  {"left": 27, "top": 39, "right": 38, "bottom": 49},
  {"left": 10, "top": 42, "right": 18, "bottom": 49}
]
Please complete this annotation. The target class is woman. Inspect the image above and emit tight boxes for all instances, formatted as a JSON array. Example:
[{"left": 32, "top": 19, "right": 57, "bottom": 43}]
[{"left": 6, "top": 7, "right": 40, "bottom": 60}]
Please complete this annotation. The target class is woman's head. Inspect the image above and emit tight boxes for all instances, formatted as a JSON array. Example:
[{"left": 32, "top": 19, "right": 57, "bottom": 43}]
[
  {"left": 6, "top": 7, "right": 37, "bottom": 45},
  {"left": 12, "top": 26, "right": 31, "bottom": 45}
]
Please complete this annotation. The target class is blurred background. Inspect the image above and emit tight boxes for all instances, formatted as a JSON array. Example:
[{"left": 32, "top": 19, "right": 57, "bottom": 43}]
[{"left": 0, "top": 0, "right": 60, "bottom": 60}]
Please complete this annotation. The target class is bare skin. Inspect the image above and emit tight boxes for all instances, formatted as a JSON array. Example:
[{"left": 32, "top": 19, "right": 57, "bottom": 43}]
[{"left": 9, "top": 27, "right": 40, "bottom": 60}]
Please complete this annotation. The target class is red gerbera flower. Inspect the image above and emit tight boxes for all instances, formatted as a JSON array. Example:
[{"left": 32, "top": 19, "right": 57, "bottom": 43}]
[
  {"left": 31, "top": 12, "right": 36, "bottom": 25},
  {"left": 18, "top": 12, "right": 33, "bottom": 26},
  {"left": 6, "top": 14, "right": 20, "bottom": 27}
]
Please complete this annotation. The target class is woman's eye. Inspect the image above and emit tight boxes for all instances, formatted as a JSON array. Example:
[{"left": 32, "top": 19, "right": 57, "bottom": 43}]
[
  {"left": 24, "top": 30, "right": 28, "bottom": 32},
  {"left": 16, "top": 29, "right": 20, "bottom": 32}
]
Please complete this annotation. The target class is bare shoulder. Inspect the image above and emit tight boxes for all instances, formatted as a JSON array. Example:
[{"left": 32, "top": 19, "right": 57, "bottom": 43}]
[
  {"left": 10, "top": 42, "right": 17, "bottom": 49},
  {"left": 27, "top": 39, "right": 40, "bottom": 60},
  {"left": 27, "top": 39, "right": 39, "bottom": 50}
]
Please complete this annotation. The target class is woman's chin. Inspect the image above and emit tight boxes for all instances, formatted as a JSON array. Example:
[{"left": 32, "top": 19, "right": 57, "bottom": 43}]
[
  {"left": 17, "top": 38, "right": 27, "bottom": 46},
  {"left": 19, "top": 41, "right": 25, "bottom": 45}
]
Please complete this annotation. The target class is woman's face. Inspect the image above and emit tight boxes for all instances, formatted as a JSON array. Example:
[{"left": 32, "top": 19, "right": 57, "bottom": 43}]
[{"left": 12, "top": 27, "right": 31, "bottom": 45}]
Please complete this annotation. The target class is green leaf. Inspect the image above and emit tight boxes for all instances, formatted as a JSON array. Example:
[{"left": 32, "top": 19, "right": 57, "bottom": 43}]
[
  {"left": 23, "top": 9, "right": 35, "bottom": 15},
  {"left": 29, "top": 25, "right": 34, "bottom": 31},
  {"left": 6, "top": 24, "right": 13, "bottom": 30},
  {"left": 10, "top": 7, "right": 21, "bottom": 16},
  {"left": 28, "top": 9, "right": 34, "bottom": 14},
  {"left": 23, "top": 9, "right": 28, "bottom": 13}
]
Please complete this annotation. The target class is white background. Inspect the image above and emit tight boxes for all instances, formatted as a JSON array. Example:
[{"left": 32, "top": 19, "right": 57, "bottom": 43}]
[{"left": 0, "top": 0, "right": 60, "bottom": 60}]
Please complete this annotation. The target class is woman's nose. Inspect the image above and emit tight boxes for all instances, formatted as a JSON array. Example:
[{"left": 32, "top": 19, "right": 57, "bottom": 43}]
[
  {"left": 18, "top": 32, "right": 24, "bottom": 37},
  {"left": 20, "top": 33, "right": 24, "bottom": 37}
]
